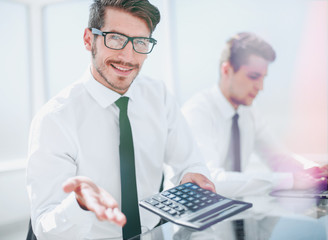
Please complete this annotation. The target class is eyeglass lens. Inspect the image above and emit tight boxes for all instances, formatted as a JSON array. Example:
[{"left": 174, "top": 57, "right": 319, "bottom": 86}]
[{"left": 105, "top": 33, "right": 153, "bottom": 53}]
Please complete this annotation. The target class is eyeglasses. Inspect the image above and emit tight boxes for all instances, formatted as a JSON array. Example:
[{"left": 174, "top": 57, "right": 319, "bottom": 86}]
[{"left": 91, "top": 28, "right": 157, "bottom": 54}]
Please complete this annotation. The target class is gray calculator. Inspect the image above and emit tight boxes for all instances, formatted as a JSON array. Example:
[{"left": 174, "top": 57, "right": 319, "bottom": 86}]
[{"left": 139, "top": 182, "right": 252, "bottom": 230}]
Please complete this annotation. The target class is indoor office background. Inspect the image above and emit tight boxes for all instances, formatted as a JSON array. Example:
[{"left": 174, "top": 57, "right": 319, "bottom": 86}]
[{"left": 0, "top": 0, "right": 327, "bottom": 239}]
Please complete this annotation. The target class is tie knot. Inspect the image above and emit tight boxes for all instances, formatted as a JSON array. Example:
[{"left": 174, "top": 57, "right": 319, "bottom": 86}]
[
  {"left": 233, "top": 113, "right": 239, "bottom": 121},
  {"left": 115, "top": 96, "right": 129, "bottom": 111}
]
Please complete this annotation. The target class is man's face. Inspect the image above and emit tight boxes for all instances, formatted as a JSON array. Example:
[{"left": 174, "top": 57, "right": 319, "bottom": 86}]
[
  {"left": 85, "top": 8, "right": 150, "bottom": 94},
  {"left": 224, "top": 55, "right": 269, "bottom": 109}
]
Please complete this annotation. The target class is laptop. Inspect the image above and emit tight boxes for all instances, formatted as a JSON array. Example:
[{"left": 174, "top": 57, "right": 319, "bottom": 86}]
[
  {"left": 270, "top": 177, "right": 328, "bottom": 199},
  {"left": 270, "top": 154, "right": 328, "bottom": 199}
]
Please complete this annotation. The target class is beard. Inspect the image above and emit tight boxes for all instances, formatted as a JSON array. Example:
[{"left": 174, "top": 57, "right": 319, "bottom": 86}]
[{"left": 91, "top": 42, "right": 140, "bottom": 93}]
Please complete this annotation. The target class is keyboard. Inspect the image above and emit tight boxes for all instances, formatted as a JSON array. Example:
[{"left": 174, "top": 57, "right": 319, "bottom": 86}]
[{"left": 139, "top": 182, "right": 252, "bottom": 230}]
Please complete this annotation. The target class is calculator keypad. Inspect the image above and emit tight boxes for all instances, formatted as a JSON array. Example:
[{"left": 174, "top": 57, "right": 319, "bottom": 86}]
[{"left": 145, "top": 182, "right": 224, "bottom": 216}]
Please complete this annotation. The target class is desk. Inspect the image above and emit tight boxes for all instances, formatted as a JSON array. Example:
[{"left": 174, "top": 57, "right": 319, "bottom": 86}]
[{"left": 126, "top": 195, "right": 328, "bottom": 240}]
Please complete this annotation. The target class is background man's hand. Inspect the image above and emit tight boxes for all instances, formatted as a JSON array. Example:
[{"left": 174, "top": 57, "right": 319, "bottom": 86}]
[
  {"left": 180, "top": 173, "right": 216, "bottom": 193},
  {"left": 293, "top": 165, "right": 328, "bottom": 190},
  {"left": 62, "top": 176, "right": 126, "bottom": 226}
]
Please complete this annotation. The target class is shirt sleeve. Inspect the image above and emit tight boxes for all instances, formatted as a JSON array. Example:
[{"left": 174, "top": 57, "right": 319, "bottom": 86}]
[
  {"left": 162, "top": 91, "right": 211, "bottom": 187},
  {"left": 27, "top": 111, "right": 95, "bottom": 239}
]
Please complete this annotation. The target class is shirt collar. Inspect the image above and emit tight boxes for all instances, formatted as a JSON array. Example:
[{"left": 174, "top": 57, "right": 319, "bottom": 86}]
[
  {"left": 214, "top": 84, "right": 237, "bottom": 119},
  {"left": 83, "top": 68, "right": 136, "bottom": 108}
]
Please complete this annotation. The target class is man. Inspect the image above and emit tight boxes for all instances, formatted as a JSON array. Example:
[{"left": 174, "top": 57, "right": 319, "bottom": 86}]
[
  {"left": 182, "top": 32, "right": 326, "bottom": 197},
  {"left": 26, "top": 1, "right": 215, "bottom": 239}
]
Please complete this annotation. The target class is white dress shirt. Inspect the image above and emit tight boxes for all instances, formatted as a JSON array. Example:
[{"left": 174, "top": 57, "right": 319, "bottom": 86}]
[
  {"left": 182, "top": 84, "right": 294, "bottom": 198},
  {"left": 27, "top": 70, "right": 210, "bottom": 240}
]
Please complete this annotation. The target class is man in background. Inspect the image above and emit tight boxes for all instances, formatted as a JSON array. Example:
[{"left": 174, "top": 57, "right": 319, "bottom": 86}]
[
  {"left": 27, "top": 1, "right": 214, "bottom": 239},
  {"left": 182, "top": 32, "right": 327, "bottom": 197}
]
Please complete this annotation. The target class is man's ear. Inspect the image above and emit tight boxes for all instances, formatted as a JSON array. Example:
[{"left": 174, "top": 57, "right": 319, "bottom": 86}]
[
  {"left": 221, "top": 61, "right": 233, "bottom": 78},
  {"left": 83, "top": 28, "right": 93, "bottom": 51}
]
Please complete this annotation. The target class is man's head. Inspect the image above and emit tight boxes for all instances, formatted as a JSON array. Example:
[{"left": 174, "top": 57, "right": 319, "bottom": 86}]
[
  {"left": 84, "top": 0, "right": 160, "bottom": 94},
  {"left": 219, "top": 32, "right": 276, "bottom": 109}
]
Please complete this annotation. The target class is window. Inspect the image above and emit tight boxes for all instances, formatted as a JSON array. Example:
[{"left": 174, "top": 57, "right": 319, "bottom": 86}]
[{"left": 0, "top": 1, "right": 30, "bottom": 162}]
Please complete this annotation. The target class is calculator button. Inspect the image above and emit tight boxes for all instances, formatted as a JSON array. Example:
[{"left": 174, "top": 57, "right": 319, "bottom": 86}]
[
  {"left": 181, "top": 194, "right": 188, "bottom": 198},
  {"left": 175, "top": 191, "right": 183, "bottom": 196},
  {"left": 156, "top": 203, "right": 165, "bottom": 209},
  {"left": 187, "top": 197, "right": 195, "bottom": 201},
  {"left": 175, "top": 206, "right": 185, "bottom": 212},
  {"left": 169, "top": 203, "right": 177, "bottom": 208},
  {"left": 153, "top": 195, "right": 167, "bottom": 202},
  {"left": 206, "top": 199, "right": 213, "bottom": 204},
  {"left": 168, "top": 209, "right": 177, "bottom": 215},
  {"left": 167, "top": 194, "right": 176, "bottom": 199},
  {"left": 179, "top": 199, "right": 187, "bottom": 205},
  {"left": 161, "top": 191, "right": 170, "bottom": 196},
  {"left": 162, "top": 200, "right": 171, "bottom": 205},
  {"left": 169, "top": 188, "right": 177, "bottom": 193},
  {"left": 186, "top": 202, "right": 194, "bottom": 208},
  {"left": 162, "top": 206, "right": 171, "bottom": 212},
  {"left": 146, "top": 199, "right": 158, "bottom": 206},
  {"left": 173, "top": 196, "right": 181, "bottom": 201},
  {"left": 191, "top": 205, "right": 199, "bottom": 211}
]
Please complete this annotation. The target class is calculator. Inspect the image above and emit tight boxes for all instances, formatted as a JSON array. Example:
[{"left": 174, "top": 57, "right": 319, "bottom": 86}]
[{"left": 139, "top": 182, "right": 252, "bottom": 231}]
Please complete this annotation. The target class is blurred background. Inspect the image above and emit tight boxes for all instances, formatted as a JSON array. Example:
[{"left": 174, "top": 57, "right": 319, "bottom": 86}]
[{"left": 0, "top": 0, "right": 327, "bottom": 239}]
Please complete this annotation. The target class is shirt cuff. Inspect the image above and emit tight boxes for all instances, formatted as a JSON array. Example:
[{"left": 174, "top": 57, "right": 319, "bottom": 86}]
[{"left": 61, "top": 192, "right": 96, "bottom": 230}]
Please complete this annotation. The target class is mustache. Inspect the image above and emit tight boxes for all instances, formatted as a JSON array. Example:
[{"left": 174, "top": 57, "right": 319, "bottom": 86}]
[{"left": 106, "top": 60, "right": 139, "bottom": 69}]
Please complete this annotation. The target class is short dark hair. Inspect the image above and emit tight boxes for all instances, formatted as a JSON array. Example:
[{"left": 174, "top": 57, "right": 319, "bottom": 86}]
[
  {"left": 220, "top": 32, "right": 276, "bottom": 72},
  {"left": 88, "top": 0, "right": 160, "bottom": 35}
]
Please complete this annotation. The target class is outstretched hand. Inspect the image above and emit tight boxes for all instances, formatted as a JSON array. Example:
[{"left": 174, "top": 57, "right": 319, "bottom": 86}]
[{"left": 62, "top": 176, "right": 126, "bottom": 226}]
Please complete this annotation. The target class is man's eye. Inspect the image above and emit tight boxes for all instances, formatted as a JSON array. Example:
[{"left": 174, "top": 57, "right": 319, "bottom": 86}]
[
  {"left": 248, "top": 74, "right": 260, "bottom": 80},
  {"left": 135, "top": 39, "right": 147, "bottom": 46},
  {"left": 109, "top": 34, "right": 122, "bottom": 40}
]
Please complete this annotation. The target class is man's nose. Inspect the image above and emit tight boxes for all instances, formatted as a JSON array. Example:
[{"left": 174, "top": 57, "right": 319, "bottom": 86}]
[
  {"left": 117, "top": 41, "right": 135, "bottom": 62},
  {"left": 255, "top": 78, "right": 264, "bottom": 91}
]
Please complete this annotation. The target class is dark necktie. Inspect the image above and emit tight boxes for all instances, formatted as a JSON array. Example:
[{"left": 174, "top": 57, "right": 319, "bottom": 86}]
[
  {"left": 115, "top": 97, "right": 141, "bottom": 240},
  {"left": 232, "top": 113, "right": 241, "bottom": 172},
  {"left": 231, "top": 113, "right": 244, "bottom": 239}
]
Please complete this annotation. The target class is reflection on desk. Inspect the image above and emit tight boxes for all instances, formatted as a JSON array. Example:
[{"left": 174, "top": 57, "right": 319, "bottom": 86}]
[
  {"left": 128, "top": 195, "right": 328, "bottom": 240},
  {"left": 89, "top": 196, "right": 328, "bottom": 239}
]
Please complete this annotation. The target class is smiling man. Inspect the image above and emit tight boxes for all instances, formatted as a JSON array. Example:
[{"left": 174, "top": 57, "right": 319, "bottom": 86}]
[
  {"left": 26, "top": 1, "right": 215, "bottom": 239},
  {"left": 182, "top": 32, "right": 327, "bottom": 198}
]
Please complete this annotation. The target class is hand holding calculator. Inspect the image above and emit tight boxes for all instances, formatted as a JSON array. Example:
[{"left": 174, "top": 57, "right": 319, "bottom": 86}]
[{"left": 139, "top": 182, "right": 252, "bottom": 230}]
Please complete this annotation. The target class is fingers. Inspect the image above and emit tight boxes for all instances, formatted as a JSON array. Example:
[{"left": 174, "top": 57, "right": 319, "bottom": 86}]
[
  {"left": 304, "top": 166, "right": 328, "bottom": 179},
  {"left": 105, "top": 208, "right": 127, "bottom": 226},
  {"left": 62, "top": 176, "right": 95, "bottom": 193},
  {"left": 181, "top": 173, "right": 216, "bottom": 193},
  {"left": 62, "top": 176, "right": 126, "bottom": 226}
]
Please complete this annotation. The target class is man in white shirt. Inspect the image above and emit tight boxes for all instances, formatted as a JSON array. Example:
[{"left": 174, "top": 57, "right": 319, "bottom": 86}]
[
  {"left": 26, "top": 1, "right": 215, "bottom": 239},
  {"left": 182, "top": 32, "right": 327, "bottom": 198}
]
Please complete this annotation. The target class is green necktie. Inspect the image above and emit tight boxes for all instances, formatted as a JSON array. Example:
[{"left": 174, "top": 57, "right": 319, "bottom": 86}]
[{"left": 115, "top": 97, "right": 141, "bottom": 239}]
